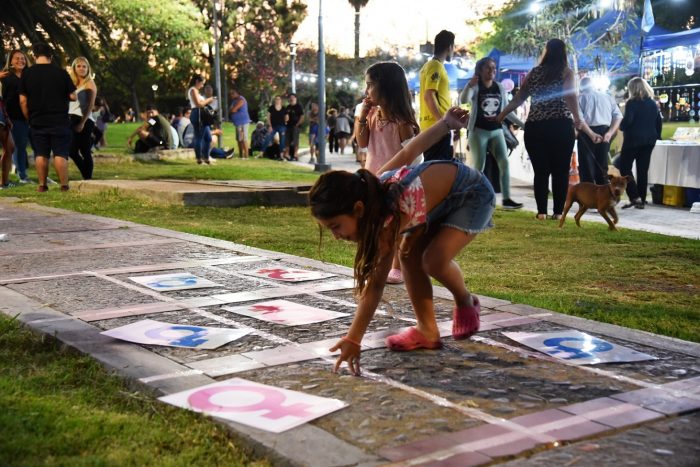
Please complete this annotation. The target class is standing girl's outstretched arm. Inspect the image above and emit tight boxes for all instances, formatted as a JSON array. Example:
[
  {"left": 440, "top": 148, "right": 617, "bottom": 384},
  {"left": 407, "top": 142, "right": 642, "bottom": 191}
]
[{"left": 378, "top": 107, "right": 469, "bottom": 173}]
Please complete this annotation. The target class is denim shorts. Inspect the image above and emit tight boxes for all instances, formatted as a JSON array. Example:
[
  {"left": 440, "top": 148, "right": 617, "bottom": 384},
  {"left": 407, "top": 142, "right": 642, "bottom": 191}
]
[
  {"left": 426, "top": 161, "right": 496, "bottom": 234},
  {"left": 30, "top": 124, "right": 72, "bottom": 158}
]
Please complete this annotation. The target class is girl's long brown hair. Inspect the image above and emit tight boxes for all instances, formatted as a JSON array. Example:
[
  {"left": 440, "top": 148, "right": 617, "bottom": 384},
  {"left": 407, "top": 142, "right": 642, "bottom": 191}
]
[
  {"left": 366, "top": 61, "right": 420, "bottom": 136},
  {"left": 309, "top": 169, "right": 400, "bottom": 296}
]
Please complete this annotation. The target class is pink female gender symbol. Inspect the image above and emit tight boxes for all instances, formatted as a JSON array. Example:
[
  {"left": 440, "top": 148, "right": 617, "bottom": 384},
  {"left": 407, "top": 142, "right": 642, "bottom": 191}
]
[{"left": 188, "top": 385, "right": 315, "bottom": 420}]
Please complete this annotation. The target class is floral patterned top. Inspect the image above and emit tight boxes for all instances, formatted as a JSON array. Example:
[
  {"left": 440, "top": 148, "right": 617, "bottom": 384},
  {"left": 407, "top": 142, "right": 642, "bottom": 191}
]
[{"left": 382, "top": 166, "right": 427, "bottom": 232}]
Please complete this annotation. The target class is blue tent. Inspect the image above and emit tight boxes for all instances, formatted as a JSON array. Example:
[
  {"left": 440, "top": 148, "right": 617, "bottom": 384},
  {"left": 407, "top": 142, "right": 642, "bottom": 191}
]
[
  {"left": 488, "top": 11, "right": 670, "bottom": 78},
  {"left": 572, "top": 10, "right": 669, "bottom": 74},
  {"left": 407, "top": 62, "right": 469, "bottom": 92},
  {"left": 642, "top": 27, "right": 700, "bottom": 51},
  {"left": 487, "top": 48, "right": 535, "bottom": 86}
]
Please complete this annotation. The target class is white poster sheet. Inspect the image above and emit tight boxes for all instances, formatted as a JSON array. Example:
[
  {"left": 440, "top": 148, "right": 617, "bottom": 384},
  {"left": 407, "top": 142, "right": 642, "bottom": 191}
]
[
  {"left": 101, "top": 319, "right": 250, "bottom": 349},
  {"left": 159, "top": 377, "right": 347, "bottom": 433},
  {"left": 503, "top": 330, "right": 656, "bottom": 365},
  {"left": 129, "top": 272, "right": 220, "bottom": 291},
  {"left": 223, "top": 299, "right": 349, "bottom": 326},
  {"left": 239, "top": 267, "right": 335, "bottom": 282}
]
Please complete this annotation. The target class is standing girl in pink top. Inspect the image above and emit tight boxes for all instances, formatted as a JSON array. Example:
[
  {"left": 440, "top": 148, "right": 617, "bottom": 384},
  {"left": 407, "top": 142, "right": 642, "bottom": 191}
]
[{"left": 354, "top": 61, "right": 421, "bottom": 284}]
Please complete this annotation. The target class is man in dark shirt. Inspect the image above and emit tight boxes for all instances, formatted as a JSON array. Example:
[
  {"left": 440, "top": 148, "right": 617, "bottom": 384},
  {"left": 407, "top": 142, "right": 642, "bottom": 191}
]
[
  {"left": 284, "top": 93, "right": 304, "bottom": 160},
  {"left": 127, "top": 104, "right": 173, "bottom": 153},
  {"left": 19, "top": 43, "right": 76, "bottom": 192}
]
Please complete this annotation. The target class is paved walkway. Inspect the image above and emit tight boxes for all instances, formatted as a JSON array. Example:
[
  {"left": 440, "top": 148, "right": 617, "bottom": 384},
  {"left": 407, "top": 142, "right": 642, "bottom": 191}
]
[
  {"left": 1, "top": 197, "right": 699, "bottom": 466},
  {"left": 291, "top": 150, "right": 700, "bottom": 240}
]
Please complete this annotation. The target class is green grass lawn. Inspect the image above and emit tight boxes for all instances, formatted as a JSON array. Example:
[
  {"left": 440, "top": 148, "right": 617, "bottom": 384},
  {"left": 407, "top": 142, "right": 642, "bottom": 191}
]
[
  {"left": 1, "top": 121, "right": 699, "bottom": 464},
  {"left": 0, "top": 316, "right": 269, "bottom": 466}
]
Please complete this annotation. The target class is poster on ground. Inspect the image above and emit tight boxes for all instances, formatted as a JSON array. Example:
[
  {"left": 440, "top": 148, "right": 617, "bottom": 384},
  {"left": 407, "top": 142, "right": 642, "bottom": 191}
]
[
  {"left": 101, "top": 319, "right": 249, "bottom": 349},
  {"left": 223, "top": 299, "right": 349, "bottom": 326},
  {"left": 239, "top": 267, "right": 335, "bottom": 282},
  {"left": 159, "top": 377, "right": 347, "bottom": 432},
  {"left": 503, "top": 330, "right": 656, "bottom": 365},
  {"left": 129, "top": 272, "right": 220, "bottom": 291}
]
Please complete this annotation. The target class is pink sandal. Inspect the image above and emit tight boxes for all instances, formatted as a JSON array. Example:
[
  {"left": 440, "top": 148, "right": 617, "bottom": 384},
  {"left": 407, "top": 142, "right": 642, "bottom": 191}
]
[
  {"left": 386, "top": 268, "right": 404, "bottom": 284},
  {"left": 385, "top": 327, "right": 442, "bottom": 351},
  {"left": 453, "top": 296, "right": 480, "bottom": 340}
]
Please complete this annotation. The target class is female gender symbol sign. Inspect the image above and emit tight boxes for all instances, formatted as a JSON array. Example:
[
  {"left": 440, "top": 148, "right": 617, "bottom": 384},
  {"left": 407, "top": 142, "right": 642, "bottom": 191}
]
[{"left": 160, "top": 378, "right": 347, "bottom": 433}]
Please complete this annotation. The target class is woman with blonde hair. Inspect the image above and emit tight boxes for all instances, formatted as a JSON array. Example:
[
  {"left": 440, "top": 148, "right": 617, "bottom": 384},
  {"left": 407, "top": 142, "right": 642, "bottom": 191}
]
[
  {"left": 0, "top": 49, "right": 31, "bottom": 183},
  {"left": 68, "top": 56, "right": 97, "bottom": 179},
  {"left": 618, "top": 77, "right": 662, "bottom": 209}
]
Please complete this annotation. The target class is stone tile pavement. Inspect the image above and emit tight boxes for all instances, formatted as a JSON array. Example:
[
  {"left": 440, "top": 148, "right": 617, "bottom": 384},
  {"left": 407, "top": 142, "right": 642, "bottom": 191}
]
[{"left": 1, "top": 197, "right": 699, "bottom": 466}]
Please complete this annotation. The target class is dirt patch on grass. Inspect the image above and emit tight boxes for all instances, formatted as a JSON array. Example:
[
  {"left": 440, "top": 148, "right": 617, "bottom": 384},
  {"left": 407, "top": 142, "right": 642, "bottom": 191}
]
[{"left": 595, "top": 279, "right": 697, "bottom": 295}]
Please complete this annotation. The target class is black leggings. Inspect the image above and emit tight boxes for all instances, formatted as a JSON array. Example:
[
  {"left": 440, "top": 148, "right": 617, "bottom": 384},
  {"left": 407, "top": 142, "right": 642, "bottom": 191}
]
[
  {"left": 69, "top": 115, "right": 95, "bottom": 180},
  {"left": 619, "top": 144, "right": 654, "bottom": 203},
  {"left": 524, "top": 118, "right": 575, "bottom": 215}
]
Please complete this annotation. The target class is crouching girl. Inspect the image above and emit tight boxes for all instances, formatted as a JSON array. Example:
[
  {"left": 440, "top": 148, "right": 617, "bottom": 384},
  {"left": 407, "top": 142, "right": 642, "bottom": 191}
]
[{"left": 309, "top": 107, "right": 495, "bottom": 375}]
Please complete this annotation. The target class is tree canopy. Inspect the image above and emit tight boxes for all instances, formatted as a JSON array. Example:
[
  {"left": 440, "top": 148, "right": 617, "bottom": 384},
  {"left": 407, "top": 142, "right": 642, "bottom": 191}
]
[{"left": 0, "top": 0, "right": 109, "bottom": 63}]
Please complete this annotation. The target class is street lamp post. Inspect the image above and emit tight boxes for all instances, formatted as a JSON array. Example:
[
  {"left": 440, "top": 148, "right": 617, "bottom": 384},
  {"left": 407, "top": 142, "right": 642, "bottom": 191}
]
[
  {"left": 212, "top": 0, "right": 223, "bottom": 147},
  {"left": 315, "top": 0, "right": 330, "bottom": 172},
  {"left": 290, "top": 42, "right": 297, "bottom": 94},
  {"left": 151, "top": 84, "right": 158, "bottom": 101}
]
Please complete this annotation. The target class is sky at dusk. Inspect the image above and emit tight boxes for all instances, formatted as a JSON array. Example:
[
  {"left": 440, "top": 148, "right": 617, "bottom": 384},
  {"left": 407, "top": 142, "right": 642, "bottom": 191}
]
[{"left": 292, "top": 0, "right": 506, "bottom": 57}]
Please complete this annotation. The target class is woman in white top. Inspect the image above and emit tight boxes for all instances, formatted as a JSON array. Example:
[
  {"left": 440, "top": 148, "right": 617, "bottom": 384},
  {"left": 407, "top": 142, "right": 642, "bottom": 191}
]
[
  {"left": 187, "top": 74, "right": 215, "bottom": 164},
  {"left": 68, "top": 57, "right": 97, "bottom": 179}
]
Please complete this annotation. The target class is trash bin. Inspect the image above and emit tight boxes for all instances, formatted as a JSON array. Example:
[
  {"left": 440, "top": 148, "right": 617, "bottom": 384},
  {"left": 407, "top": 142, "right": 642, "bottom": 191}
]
[{"left": 663, "top": 185, "right": 685, "bottom": 207}]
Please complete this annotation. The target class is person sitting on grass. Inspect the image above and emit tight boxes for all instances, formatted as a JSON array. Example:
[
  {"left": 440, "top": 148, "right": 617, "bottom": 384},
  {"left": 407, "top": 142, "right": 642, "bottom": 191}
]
[
  {"left": 127, "top": 104, "right": 172, "bottom": 153},
  {"left": 250, "top": 121, "right": 268, "bottom": 157},
  {"left": 263, "top": 133, "right": 282, "bottom": 160},
  {"left": 207, "top": 127, "right": 235, "bottom": 159},
  {"left": 309, "top": 107, "right": 494, "bottom": 376}
]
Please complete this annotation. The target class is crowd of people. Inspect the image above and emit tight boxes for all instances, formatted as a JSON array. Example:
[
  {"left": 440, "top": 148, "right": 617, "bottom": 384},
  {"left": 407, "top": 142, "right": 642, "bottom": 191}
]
[{"left": 0, "top": 43, "right": 122, "bottom": 190}]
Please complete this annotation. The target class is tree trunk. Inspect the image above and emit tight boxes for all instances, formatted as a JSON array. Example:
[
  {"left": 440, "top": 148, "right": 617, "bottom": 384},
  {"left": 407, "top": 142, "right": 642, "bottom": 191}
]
[
  {"left": 354, "top": 6, "right": 360, "bottom": 59},
  {"left": 131, "top": 84, "right": 141, "bottom": 121}
]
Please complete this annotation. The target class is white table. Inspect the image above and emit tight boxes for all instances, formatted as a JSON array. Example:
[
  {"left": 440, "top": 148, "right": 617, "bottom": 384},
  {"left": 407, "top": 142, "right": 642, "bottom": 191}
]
[{"left": 648, "top": 141, "right": 700, "bottom": 189}]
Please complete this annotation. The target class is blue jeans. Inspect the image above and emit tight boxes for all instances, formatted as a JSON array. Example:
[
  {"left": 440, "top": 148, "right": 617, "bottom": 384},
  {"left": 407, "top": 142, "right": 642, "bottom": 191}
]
[
  {"left": 263, "top": 124, "right": 286, "bottom": 150},
  {"left": 11, "top": 120, "right": 30, "bottom": 180},
  {"left": 468, "top": 127, "right": 511, "bottom": 200},
  {"left": 191, "top": 108, "right": 212, "bottom": 160}
]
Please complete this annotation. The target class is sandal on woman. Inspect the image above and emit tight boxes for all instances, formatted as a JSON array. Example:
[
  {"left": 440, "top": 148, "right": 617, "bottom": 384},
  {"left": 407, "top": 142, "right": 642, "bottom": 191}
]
[
  {"left": 453, "top": 296, "right": 480, "bottom": 340},
  {"left": 385, "top": 327, "right": 442, "bottom": 351},
  {"left": 386, "top": 268, "right": 404, "bottom": 284}
]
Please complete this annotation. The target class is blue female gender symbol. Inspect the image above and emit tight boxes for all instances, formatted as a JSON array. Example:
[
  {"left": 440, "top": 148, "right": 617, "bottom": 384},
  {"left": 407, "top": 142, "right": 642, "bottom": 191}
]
[
  {"left": 147, "top": 275, "right": 198, "bottom": 289},
  {"left": 543, "top": 337, "right": 613, "bottom": 360},
  {"left": 145, "top": 325, "right": 209, "bottom": 347}
]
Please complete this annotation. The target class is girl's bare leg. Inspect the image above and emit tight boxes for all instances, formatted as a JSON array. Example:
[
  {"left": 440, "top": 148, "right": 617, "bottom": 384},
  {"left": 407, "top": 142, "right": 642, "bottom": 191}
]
[
  {"left": 399, "top": 230, "right": 440, "bottom": 341},
  {"left": 422, "top": 227, "right": 478, "bottom": 308}
]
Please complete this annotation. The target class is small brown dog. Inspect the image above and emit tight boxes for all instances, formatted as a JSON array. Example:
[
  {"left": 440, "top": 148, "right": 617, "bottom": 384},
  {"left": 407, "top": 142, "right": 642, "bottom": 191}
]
[{"left": 559, "top": 175, "right": 631, "bottom": 231}]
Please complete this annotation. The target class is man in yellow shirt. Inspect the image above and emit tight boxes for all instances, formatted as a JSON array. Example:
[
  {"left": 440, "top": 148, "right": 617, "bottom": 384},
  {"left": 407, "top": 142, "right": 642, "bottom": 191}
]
[{"left": 419, "top": 30, "right": 455, "bottom": 161}]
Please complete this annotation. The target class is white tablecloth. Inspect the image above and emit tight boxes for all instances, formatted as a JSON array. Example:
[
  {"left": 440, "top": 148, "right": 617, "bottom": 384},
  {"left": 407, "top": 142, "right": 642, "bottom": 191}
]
[{"left": 648, "top": 141, "right": 700, "bottom": 189}]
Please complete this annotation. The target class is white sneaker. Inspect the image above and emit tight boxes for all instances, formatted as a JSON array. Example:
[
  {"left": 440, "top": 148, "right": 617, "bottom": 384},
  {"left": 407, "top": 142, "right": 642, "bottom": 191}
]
[{"left": 18, "top": 178, "right": 32, "bottom": 184}]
